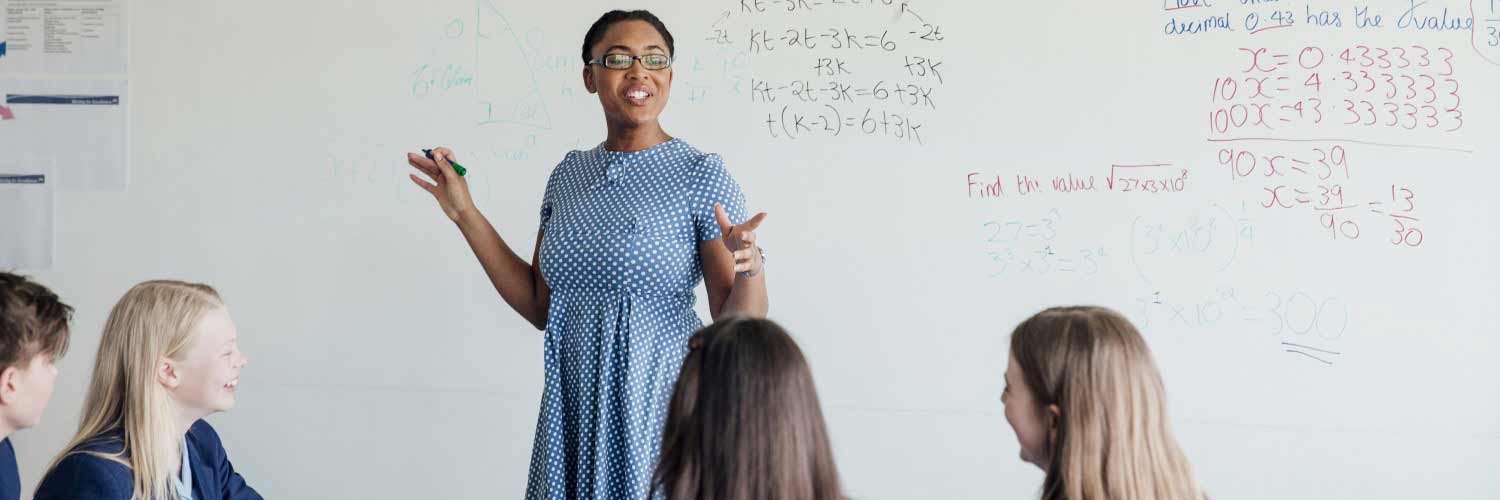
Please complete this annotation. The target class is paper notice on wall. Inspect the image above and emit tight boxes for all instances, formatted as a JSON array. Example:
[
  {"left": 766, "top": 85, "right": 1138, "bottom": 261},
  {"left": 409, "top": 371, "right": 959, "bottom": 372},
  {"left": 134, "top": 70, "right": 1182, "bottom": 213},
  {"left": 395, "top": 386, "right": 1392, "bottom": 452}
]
[
  {"left": 0, "top": 78, "right": 127, "bottom": 188},
  {"left": 0, "top": 158, "right": 55, "bottom": 270},
  {"left": 0, "top": 0, "right": 126, "bottom": 74}
]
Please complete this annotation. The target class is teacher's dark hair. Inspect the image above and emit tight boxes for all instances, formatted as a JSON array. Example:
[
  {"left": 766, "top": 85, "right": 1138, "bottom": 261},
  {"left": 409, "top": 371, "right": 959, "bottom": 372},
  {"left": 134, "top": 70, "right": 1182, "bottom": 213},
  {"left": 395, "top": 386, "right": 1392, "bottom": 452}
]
[
  {"left": 652, "top": 317, "right": 844, "bottom": 500},
  {"left": 580, "top": 10, "right": 676, "bottom": 63}
]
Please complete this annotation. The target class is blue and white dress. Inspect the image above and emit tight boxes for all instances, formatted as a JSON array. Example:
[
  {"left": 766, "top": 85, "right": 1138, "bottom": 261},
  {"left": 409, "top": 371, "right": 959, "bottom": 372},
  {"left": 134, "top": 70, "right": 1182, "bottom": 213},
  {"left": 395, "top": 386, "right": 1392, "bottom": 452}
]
[{"left": 526, "top": 138, "right": 748, "bottom": 499}]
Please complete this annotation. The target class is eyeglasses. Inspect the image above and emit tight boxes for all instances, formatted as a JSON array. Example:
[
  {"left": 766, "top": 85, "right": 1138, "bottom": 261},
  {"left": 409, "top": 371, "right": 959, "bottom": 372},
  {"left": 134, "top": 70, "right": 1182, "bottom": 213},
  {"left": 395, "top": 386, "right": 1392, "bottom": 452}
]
[{"left": 588, "top": 53, "right": 673, "bottom": 70}]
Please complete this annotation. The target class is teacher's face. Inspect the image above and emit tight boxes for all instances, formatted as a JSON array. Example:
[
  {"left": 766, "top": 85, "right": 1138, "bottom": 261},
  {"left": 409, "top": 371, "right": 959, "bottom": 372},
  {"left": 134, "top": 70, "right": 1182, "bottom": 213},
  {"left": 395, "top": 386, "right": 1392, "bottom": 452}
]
[{"left": 584, "top": 20, "right": 673, "bottom": 129}]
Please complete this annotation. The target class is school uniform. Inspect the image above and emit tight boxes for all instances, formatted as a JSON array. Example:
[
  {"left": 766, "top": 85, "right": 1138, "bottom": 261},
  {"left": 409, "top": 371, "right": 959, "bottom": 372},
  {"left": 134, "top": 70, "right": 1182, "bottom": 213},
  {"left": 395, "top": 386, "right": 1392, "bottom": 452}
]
[
  {"left": 34, "top": 419, "right": 260, "bottom": 500},
  {"left": 0, "top": 438, "right": 19, "bottom": 500}
]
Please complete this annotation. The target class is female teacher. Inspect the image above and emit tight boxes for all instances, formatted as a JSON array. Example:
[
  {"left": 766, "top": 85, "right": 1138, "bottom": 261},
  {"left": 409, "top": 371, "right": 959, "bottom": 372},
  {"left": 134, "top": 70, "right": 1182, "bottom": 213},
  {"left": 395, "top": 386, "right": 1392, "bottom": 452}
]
[{"left": 405, "top": 10, "right": 769, "bottom": 499}]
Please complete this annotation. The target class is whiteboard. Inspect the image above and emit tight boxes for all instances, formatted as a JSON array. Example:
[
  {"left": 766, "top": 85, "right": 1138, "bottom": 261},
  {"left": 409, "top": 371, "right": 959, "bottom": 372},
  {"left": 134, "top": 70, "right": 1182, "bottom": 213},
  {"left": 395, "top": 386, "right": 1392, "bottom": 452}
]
[{"left": 14, "top": 0, "right": 1500, "bottom": 498}]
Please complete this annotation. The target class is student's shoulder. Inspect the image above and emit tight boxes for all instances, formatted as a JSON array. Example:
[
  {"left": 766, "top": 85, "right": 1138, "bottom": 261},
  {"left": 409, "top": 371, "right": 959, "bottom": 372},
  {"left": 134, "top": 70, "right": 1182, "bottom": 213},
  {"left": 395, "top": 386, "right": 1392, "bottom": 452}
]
[
  {"left": 0, "top": 440, "right": 17, "bottom": 500},
  {"left": 34, "top": 448, "right": 132, "bottom": 500},
  {"left": 189, "top": 418, "right": 223, "bottom": 442},
  {"left": 45, "top": 449, "right": 127, "bottom": 473},
  {"left": 188, "top": 419, "right": 229, "bottom": 457}
]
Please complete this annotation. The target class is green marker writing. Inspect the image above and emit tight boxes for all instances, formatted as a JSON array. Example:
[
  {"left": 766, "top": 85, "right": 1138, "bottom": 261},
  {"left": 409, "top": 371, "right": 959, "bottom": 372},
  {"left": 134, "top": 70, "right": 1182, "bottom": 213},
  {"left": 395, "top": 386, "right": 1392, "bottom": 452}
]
[{"left": 422, "top": 148, "right": 468, "bottom": 177}]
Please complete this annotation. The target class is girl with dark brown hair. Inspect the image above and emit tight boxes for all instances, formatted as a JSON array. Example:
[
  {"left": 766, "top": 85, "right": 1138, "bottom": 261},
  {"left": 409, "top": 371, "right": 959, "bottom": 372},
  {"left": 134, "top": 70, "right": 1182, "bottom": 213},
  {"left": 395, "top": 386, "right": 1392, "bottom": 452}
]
[{"left": 653, "top": 317, "right": 843, "bottom": 500}]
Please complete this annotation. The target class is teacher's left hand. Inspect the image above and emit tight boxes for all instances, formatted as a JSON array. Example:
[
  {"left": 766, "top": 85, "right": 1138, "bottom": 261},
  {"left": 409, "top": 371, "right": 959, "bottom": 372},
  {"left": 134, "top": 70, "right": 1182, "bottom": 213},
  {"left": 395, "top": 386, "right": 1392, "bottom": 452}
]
[{"left": 714, "top": 204, "right": 767, "bottom": 276}]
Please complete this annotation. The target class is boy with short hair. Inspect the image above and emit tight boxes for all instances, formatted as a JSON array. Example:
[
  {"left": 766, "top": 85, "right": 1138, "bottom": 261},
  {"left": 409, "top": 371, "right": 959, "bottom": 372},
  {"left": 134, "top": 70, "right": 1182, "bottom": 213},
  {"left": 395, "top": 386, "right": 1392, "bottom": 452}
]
[{"left": 0, "top": 272, "right": 72, "bottom": 500}]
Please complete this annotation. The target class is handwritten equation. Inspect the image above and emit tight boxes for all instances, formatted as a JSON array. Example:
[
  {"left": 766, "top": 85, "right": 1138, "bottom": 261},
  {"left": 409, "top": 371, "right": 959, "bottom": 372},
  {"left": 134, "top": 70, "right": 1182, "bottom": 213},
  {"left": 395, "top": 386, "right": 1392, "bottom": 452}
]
[
  {"left": 1208, "top": 44, "right": 1468, "bottom": 136},
  {"left": 979, "top": 209, "right": 1108, "bottom": 278},
  {"left": 1134, "top": 286, "right": 1349, "bottom": 365},
  {"left": 750, "top": 77, "right": 939, "bottom": 107},
  {"left": 708, "top": 0, "right": 947, "bottom": 144},
  {"left": 1216, "top": 145, "right": 1426, "bottom": 246}
]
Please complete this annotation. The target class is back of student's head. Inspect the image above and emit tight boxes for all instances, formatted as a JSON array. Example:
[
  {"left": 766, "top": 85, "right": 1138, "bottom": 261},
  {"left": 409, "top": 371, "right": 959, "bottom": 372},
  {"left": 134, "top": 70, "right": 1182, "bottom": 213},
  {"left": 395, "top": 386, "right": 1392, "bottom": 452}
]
[
  {"left": 1009, "top": 306, "right": 1202, "bottom": 500},
  {"left": 52, "top": 280, "right": 225, "bottom": 500},
  {"left": 653, "top": 317, "right": 843, "bottom": 500},
  {"left": 0, "top": 272, "right": 72, "bottom": 429}
]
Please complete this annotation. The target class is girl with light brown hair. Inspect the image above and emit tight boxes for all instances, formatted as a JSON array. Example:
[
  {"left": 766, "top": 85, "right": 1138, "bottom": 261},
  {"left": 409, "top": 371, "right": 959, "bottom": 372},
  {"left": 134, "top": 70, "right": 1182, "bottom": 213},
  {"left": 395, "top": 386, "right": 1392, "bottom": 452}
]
[{"left": 1002, "top": 306, "right": 1206, "bottom": 500}]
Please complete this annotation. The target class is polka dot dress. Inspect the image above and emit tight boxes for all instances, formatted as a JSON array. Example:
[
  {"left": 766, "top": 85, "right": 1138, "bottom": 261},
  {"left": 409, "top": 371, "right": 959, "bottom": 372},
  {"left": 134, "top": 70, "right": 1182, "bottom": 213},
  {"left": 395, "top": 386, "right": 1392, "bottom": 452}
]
[{"left": 525, "top": 138, "right": 748, "bottom": 499}]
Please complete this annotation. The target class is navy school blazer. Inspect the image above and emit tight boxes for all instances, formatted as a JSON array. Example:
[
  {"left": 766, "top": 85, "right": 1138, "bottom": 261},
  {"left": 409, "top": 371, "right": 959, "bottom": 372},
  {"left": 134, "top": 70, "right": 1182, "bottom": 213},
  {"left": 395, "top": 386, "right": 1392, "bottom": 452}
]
[
  {"left": 0, "top": 438, "right": 18, "bottom": 500},
  {"left": 34, "top": 419, "right": 261, "bottom": 500}
]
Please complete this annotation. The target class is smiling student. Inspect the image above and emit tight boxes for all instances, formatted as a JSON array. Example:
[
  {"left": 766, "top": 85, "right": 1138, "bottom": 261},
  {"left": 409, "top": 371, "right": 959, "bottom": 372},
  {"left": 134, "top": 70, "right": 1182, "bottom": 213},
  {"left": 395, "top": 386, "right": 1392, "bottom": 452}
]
[
  {"left": 35, "top": 280, "right": 259, "bottom": 500},
  {"left": 1001, "top": 306, "right": 1207, "bottom": 500},
  {"left": 0, "top": 273, "right": 72, "bottom": 500}
]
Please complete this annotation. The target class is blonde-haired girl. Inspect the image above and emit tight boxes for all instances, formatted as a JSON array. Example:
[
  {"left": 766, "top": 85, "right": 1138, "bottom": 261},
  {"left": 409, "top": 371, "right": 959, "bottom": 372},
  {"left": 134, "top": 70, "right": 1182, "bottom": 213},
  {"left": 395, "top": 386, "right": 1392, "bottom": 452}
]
[
  {"left": 1002, "top": 306, "right": 1206, "bottom": 500},
  {"left": 36, "top": 280, "right": 258, "bottom": 500}
]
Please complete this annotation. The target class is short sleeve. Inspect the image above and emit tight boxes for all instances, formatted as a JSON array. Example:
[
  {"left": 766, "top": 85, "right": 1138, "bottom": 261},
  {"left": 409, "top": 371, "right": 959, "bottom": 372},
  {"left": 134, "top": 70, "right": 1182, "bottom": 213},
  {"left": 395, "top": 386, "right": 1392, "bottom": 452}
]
[
  {"left": 539, "top": 152, "right": 573, "bottom": 229},
  {"left": 689, "top": 153, "right": 748, "bottom": 241}
]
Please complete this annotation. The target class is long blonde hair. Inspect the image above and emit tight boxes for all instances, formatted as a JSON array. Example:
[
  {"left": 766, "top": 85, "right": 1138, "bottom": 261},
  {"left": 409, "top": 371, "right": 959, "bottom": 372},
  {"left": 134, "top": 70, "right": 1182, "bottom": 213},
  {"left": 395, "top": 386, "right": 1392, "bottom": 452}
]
[
  {"left": 48, "top": 280, "right": 225, "bottom": 500},
  {"left": 1010, "top": 306, "right": 1204, "bottom": 500}
]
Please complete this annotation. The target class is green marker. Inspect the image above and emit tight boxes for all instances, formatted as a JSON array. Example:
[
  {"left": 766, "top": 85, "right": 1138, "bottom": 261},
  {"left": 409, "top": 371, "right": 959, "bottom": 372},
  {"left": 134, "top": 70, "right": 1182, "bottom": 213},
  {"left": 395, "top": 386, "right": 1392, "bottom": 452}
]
[{"left": 422, "top": 148, "right": 468, "bottom": 176}]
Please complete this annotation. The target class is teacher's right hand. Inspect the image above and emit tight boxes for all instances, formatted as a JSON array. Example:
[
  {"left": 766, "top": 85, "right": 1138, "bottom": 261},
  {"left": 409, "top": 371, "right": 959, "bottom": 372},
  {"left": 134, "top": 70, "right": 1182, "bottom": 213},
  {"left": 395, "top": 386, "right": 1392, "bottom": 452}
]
[{"left": 408, "top": 147, "right": 475, "bottom": 223}]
